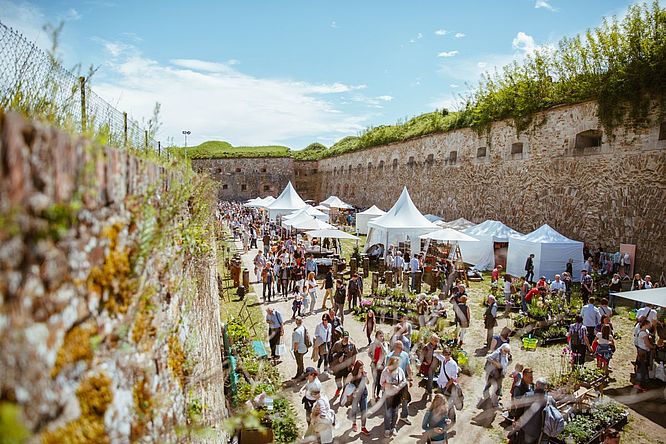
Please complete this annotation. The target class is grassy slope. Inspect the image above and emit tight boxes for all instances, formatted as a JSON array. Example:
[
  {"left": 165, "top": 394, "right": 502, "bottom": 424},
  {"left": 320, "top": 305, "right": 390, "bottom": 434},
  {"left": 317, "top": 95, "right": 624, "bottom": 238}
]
[{"left": 183, "top": 140, "right": 291, "bottom": 159}]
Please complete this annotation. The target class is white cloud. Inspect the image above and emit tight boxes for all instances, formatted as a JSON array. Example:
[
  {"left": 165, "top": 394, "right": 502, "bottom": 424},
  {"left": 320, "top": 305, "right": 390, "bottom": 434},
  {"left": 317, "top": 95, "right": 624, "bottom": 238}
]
[
  {"left": 350, "top": 94, "right": 394, "bottom": 108},
  {"left": 449, "top": 84, "right": 460, "bottom": 88},
  {"left": 93, "top": 44, "right": 368, "bottom": 146},
  {"left": 428, "top": 95, "right": 463, "bottom": 112},
  {"left": 331, "top": 21, "right": 338, "bottom": 29},
  {"left": 535, "top": 0, "right": 557, "bottom": 12},
  {"left": 454, "top": 32, "right": 466, "bottom": 38},
  {"left": 512, "top": 31, "right": 537, "bottom": 54},
  {"left": 434, "top": 29, "right": 447, "bottom": 36},
  {"left": 0, "top": 0, "right": 50, "bottom": 47},
  {"left": 409, "top": 32, "right": 424, "bottom": 43},
  {"left": 65, "top": 8, "right": 81, "bottom": 21},
  {"left": 377, "top": 95, "right": 393, "bottom": 102},
  {"left": 437, "top": 50, "right": 459, "bottom": 58}
]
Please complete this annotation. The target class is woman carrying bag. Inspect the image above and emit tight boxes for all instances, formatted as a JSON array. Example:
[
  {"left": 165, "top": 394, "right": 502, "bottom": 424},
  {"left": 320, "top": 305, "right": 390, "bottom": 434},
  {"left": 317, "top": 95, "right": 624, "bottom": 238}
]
[
  {"left": 342, "top": 360, "right": 370, "bottom": 435},
  {"left": 422, "top": 394, "right": 452, "bottom": 444}
]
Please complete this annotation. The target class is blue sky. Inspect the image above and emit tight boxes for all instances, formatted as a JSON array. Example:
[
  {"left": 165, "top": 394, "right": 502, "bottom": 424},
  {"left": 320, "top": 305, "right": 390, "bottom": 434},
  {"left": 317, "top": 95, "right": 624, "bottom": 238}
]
[{"left": 1, "top": 0, "right": 643, "bottom": 148}]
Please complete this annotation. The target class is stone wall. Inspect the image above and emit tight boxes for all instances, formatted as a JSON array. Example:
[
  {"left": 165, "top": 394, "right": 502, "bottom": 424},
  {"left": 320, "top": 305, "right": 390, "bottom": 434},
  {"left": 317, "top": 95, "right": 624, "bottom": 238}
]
[
  {"left": 0, "top": 112, "right": 226, "bottom": 442},
  {"left": 317, "top": 101, "right": 666, "bottom": 276}
]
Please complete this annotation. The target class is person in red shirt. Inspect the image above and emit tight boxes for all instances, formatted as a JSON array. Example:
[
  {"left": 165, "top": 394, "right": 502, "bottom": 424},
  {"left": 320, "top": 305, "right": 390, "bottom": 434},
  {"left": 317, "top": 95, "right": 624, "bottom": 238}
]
[
  {"left": 524, "top": 287, "right": 540, "bottom": 305},
  {"left": 491, "top": 265, "right": 503, "bottom": 283}
]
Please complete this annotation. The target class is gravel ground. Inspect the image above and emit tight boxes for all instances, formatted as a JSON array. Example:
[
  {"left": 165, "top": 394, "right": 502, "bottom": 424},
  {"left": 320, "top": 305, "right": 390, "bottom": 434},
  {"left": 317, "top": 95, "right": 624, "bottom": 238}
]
[{"left": 236, "top": 240, "right": 665, "bottom": 443}]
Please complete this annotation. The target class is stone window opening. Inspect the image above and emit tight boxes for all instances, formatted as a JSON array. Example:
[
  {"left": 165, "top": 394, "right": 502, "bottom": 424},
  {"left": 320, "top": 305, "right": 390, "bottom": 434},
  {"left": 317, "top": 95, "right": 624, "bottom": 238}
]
[
  {"left": 575, "top": 130, "right": 602, "bottom": 149},
  {"left": 392, "top": 158, "right": 398, "bottom": 170},
  {"left": 658, "top": 122, "right": 666, "bottom": 141},
  {"left": 407, "top": 156, "right": 415, "bottom": 166},
  {"left": 425, "top": 154, "right": 434, "bottom": 164},
  {"left": 379, "top": 160, "right": 385, "bottom": 169},
  {"left": 222, "top": 184, "right": 228, "bottom": 190},
  {"left": 511, "top": 142, "right": 524, "bottom": 154},
  {"left": 477, "top": 147, "right": 487, "bottom": 158},
  {"left": 235, "top": 167, "right": 241, "bottom": 172},
  {"left": 367, "top": 162, "right": 373, "bottom": 170},
  {"left": 448, "top": 151, "right": 458, "bottom": 165},
  {"left": 333, "top": 167, "right": 337, "bottom": 175},
  {"left": 217, "top": 168, "right": 223, "bottom": 174},
  {"left": 241, "top": 184, "right": 247, "bottom": 191},
  {"left": 263, "top": 185, "right": 270, "bottom": 191},
  {"left": 261, "top": 167, "right": 267, "bottom": 173},
  {"left": 311, "top": 168, "right": 318, "bottom": 174},
  {"left": 348, "top": 165, "right": 352, "bottom": 173}
]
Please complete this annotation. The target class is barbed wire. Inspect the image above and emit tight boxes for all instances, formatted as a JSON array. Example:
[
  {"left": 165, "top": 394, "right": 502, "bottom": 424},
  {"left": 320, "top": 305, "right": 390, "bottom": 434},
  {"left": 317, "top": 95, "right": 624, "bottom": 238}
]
[{"left": 0, "top": 21, "right": 158, "bottom": 152}]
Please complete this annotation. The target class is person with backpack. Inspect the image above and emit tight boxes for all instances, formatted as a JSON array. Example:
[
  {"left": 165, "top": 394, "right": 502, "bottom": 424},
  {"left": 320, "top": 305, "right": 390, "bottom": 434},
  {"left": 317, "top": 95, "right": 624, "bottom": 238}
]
[
  {"left": 330, "top": 331, "right": 357, "bottom": 397},
  {"left": 568, "top": 315, "right": 593, "bottom": 366},
  {"left": 434, "top": 348, "right": 462, "bottom": 424},
  {"left": 292, "top": 316, "right": 309, "bottom": 380},
  {"left": 512, "top": 378, "right": 563, "bottom": 444}
]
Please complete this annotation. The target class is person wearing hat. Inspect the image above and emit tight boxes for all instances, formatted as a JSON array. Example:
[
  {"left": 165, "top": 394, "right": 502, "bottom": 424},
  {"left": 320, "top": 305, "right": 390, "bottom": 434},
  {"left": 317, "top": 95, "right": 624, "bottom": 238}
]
[
  {"left": 292, "top": 316, "right": 308, "bottom": 379},
  {"left": 300, "top": 367, "right": 322, "bottom": 424},
  {"left": 330, "top": 331, "right": 358, "bottom": 397},
  {"left": 305, "top": 385, "right": 334, "bottom": 444},
  {"left": 512, "top": 377, "right": 553, "bottom": 444}
]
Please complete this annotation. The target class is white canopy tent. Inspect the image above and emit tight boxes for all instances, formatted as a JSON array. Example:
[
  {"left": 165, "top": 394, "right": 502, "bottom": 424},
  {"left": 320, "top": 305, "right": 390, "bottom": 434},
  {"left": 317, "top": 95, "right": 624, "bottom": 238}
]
[
  {"left": 267, "top": 181, "right": 308, "bottom": 219},
  {"left": 305, "top": 229, "right": 360, "bottom": 240},
  {"left": 291, "top": 218, "right": 334, "bottom": 231},
  {"left": 284, "top": 206, "right": 329, "bottom": 222},
  {"left": 458, "top": 220, "right": 523, "bottom": 271},
  {"left": 506, "top": 224, "right": 584, "bottom": 282},
  {"left": 435, "top": 217, "right": 476, "bottom": 231},
  {"left": 610, "top": 288, "right": 666, "bottom": 307},
  {"left": 366, "top": 187, "right": 438, "bottom": 258},
  {"left": 424, "top": 214, "right": 444, "bottom": 223},
  {"left": 282, "top": 212, "right": 314, "bottom": 228},
  {"left": 320, "top": 195, "right": 353, "bottom": 209},
  {"left": 314, "top": 204, "right": 331, "bottom": 213},
  {"left": 420, "top": 228, "right": 479, "bottom": 243},
  {"left": 355, "top": 205, "right": 386, "bottom": 234},
  {"left": 258, "top": 196, "right": 276, "bottom": 208}
]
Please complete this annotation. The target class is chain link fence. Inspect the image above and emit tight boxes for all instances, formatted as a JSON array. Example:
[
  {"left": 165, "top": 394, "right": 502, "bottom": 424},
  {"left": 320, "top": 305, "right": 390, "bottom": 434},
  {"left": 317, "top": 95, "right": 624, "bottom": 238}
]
[{"left": 0, "top": 21, "right": 158, "bottom": 152}]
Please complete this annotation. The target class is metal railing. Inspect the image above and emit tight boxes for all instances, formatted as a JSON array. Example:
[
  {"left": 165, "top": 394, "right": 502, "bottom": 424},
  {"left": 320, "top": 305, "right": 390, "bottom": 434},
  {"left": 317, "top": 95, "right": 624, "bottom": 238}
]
[{"left": 0, "top": 21, "right": 159, "bottom": 152}]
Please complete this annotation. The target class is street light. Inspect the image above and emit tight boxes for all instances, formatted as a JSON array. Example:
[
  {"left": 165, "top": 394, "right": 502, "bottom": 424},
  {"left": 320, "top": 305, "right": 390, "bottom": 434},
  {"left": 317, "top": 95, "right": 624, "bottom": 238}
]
[{"left": 182, "top": 130, "right": 191, "bottom": 147}]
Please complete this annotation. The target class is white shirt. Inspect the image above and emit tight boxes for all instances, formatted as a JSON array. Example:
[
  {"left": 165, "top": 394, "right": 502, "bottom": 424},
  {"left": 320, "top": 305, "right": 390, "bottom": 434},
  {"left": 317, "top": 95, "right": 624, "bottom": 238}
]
[
  {"left": 580, "top": 303, "right": 601, "bottom": 327},
  {"left": 394, "top": 256, "right": 405, "bottom": 269},
  {"left": 637, "top": 306, "right": 657, "bottom": 323},
  {"left": 293, "top": 325, "right": 307, "bottom": 354},
  {"left": 550, "top": 280, "right": 566, "bottom": 292},
  {"left": 304, "top": 378, "right": 323, "bottom": 401},
  {"left": 380, "top": 367, "right": 406, "bottom": 397},
  {"left": 409, "top": 257, "right": 420, "bottom": 272},
  {"left": 435, "top": 354, "right": 459, "bottom": 389},
  {"left": 314, "top": 322, "right": 332, "bottom": 344}
]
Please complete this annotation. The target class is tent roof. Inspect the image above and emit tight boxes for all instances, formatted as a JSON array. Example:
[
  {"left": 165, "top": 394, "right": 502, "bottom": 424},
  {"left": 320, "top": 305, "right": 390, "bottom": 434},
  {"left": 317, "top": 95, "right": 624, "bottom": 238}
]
[
  {"left": 322, "top": 196, "right": 353, "bottom": 209},
  {"left": 419, "top": 228, "right": 479, "bottom": 242},
  {"left": 283, "top": 213, "right": 313, "bottom": 227},
  {"left": 314, "top": 204, "right": 330, "bottom": 212},
  {"left": 512, "top": 224, "right": 582, "bottom": 244},
  {"left": 464, "top": 220, "right": 521, "bottom": 240},
  {"left": 320, "top": 195, "right": 339, "bottom": 206},
  {"left": 305, "top": 229, "right": 359, "bottom": 240},
  {"left": 610, "top": 287, "right": 666, "bottom": 307},
  {"left": 283, "top": 208, "right": 310, "bottom": 220},
  {"left": 357, "top": 205, "right": 386, "bottom": 216},
  {"left": 368, "top": 187, "right": 438, "bottom": 230},
  {"left": 424, "top": 214, "right": 444, "bottom": 223},
  {"left": 291, "top": 218, "right": 335, "bottom": 230},
  {"left": 436, "top": 217, "right": 476, "bottom": 230},
  {"left": 267, "top": 181, "right": 308, "bottom": 211}
]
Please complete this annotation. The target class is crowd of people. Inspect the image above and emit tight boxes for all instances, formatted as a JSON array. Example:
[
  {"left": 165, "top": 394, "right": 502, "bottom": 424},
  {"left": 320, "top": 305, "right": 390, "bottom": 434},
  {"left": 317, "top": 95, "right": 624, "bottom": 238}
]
[{"left": 219, "top": 201, "right": 664, "bottom": 444}]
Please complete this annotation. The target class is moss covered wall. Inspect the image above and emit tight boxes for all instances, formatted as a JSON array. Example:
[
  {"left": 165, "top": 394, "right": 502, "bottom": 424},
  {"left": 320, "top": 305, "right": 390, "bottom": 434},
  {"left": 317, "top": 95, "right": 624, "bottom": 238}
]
[{"left": 0, "top": 112, "right": 226, "bottom": 442}]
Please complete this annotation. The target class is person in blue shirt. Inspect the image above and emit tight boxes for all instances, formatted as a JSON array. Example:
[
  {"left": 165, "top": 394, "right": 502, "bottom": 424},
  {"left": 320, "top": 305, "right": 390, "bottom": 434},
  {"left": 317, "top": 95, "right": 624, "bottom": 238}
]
[{"left": 422, "top": 393, "right": 451, "bottom": 443}]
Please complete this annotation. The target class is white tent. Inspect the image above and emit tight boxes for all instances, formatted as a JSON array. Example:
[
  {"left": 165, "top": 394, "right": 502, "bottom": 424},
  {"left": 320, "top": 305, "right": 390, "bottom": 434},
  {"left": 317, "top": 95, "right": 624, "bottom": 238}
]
[
  {"left": 320, "top": 195, "right": 354, "bottom": 209},
  {"left": 258, "top": 196, "right": 276, "bottom": 208},
  {"left": 366, "top": 187, "right": 438, "bottom": 257},
  {"left": 610, "top": 288, "right": 666, "bottom": 307},
  {"left": 420, "top": 228, "right": 479, "bottom": 243},
  {"left": 355, "top": 205, "right": 386, "bottom": 234},
  {"left": 435, "top": 217, "right": 476, "bottom": 231},
  {"left": 284, "top": 206, "right": 329, "bottom": 222},
  {"left": 314, "top": 204, "right": 330, "bottom": 213},
  {"left": 458, "top": 220, "right": 522, "bottom": 271},
  {"left": 243, "top": 197, "right": 262, "bottom": 208},
  {"left": 424, "top": 214, "right": 443, "bottom": 223},
  {"left": 267, "top": 182, "right": 308, "bottom": 219},
  {"left": 291, "top": 218, "right": 334, "bottom": 231},
  {"left": 506, "top": 224, "right": 584, "bottom": 282},
  {"left": 282, "top": 212, "right": 313, "bottom": 228},
  {"left": 305, "top": 229, "right": 360, "bottom": 241}
]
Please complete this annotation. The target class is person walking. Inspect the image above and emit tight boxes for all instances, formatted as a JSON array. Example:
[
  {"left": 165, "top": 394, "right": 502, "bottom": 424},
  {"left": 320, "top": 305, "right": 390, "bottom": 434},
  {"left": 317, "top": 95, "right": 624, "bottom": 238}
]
[
  {"left": 524, "top": 254, "right": 535, "bottom": 283},
  {"left": 368, "top": 331, "right": 389, "bottom": 400},
  {"left": 580, "top": 269, "right": 594, "bottom": 305},
  {"left": 265, "top": 307, "right": 284, "bottom": 363},
  {"left": 512, "top": 378, "right": 552, "bottom": 444},
  {"left": 489, "top": 327, "right": 511, "bottom": 352},
  {"left": 562, "top": 271, "right": 573, "bottom": 305},
  {"left": 480, "top": 343, "right": 511, "bottom": 408},
  {"left": 330, "top": 331, "right": 358, "bottom": 397},
  {"left": 568, "top": 315, "right": 592, "bottom": 366},
  {"left": 292, "top": 316, "right": 308, "bottom": 380},
  {"left": 410, "top": 253, "right": 420, "bottom": 292},
  {"left": 279, "top": 261, "right": 291, "bottom": 301},
  {"left": 299, "top": 367, "right": 322, "bottom": 424},
  {"left": 345, "top": 360, "right": 370, "bottom": 435},
  {"left": 484, "top": 295, "right": 499, "bottom": 349},
  {"left": 347, "top": 273, "right": 361, "bottom": 310},
  {"left": 434, "top": 348, "right": 461, "bottom": 423},
  {"left": 305, "top": 254, "right": 318, "bottom": 277},
  {"left": 262, "top": 262, "right": 274, "bottom": 302},
  {"left": 417, "top": 295, "right": 429, "bottom": 328},
  {"left": 320, "top": 269, "right": 334, "bottom": 310},
  {"left": 333, "top": 279, "right": 347, "bottom": 325},
  {"left": 306, "top": 387, "right": 334, "bottom": 444},
  {"left": 633, "top": 319, "right": 654, "bottom": 392},
  {"left": 595, "top": 324, "right": 615, "bottom": 375},
  {"left": 387, "top": 341, "right": 413, "bottom": 425},
  {"left": 454, "top": 295, "right": 471, "bottom": 346},
  {"left": 581, "top": 297, "right": 601, "bottom": 345},
  {"left": 254, "top": 251, "right": 266, "bottom": 283},
  {"left": 394, "top": 251, "right": 405, "bottom": 286},
  {"left": 419, "top": 333, "right": 440, "bottom": 399},
  {"left": 422, "top": 394, "right": 452, "bottom": 444},
  {"left": 306, "top": 272, "right": 318, "bottom": 315},
  {"left": 314, "top": 315, "right": 332, "bottom": 373},
  {"left": 363, "top": 310, "right": 376, "bottom": 345},
  {"left": 381, "top": 356, "right": 407, "bottom": 438}
]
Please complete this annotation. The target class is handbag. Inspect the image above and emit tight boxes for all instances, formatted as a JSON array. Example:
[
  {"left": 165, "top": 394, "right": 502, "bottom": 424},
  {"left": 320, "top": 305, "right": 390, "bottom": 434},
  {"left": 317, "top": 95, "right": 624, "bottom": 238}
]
[
  {"left": 444, "top": 364, "right": 464, "bottom": 410},
  {"left": 276, "top": 341, "right": 287, "bottom": 357},
  {"left": 340, "top": 382, "right": 356, "bottom": 407}
]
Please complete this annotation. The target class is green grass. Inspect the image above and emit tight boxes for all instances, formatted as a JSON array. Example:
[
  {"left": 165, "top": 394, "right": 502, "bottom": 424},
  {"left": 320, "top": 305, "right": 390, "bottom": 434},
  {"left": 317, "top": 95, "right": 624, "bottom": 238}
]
[{"left": 182, "top": 140, "right": 291, "bottom": 159}]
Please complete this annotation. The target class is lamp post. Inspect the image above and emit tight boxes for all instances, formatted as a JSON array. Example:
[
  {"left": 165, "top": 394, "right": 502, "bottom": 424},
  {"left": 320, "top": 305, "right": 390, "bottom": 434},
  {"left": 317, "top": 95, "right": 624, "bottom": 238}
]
[{"left": 182, "top": 130, "right": 191, "bottom": 148}]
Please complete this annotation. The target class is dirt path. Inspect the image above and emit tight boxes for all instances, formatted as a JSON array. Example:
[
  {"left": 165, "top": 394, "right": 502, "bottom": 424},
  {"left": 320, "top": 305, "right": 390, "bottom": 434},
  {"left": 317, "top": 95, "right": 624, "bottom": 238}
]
[{"left": 236, "top": 240, "right": 664, "bottom": 443}]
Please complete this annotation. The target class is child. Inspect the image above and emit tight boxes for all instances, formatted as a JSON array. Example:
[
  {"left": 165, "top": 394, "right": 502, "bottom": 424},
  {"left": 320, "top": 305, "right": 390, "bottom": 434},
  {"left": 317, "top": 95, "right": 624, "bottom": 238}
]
[
  {"left": 292, "top": 294, "right": 303, "bottom": 319},
  {"left": 509, "top": 363, "right": 524, "bottom": 400}
]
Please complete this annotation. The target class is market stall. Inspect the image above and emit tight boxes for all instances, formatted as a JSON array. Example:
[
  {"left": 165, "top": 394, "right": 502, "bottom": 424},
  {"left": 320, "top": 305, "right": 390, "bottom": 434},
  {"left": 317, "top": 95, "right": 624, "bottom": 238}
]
[
  {"left": 365, "top": 187, "right": 438, "bottom": 258},
  {"left": 458, "top": 220, "right": 522, "bottom": 271},
  {"left": 355, "top": 205, "right": 386, "bottom": 235},
  {"left": 506, "top": 224, "right": 584, "bottom": 281},
  {"left": 266, "top": 181, "right": 308, "bottom": 220}
]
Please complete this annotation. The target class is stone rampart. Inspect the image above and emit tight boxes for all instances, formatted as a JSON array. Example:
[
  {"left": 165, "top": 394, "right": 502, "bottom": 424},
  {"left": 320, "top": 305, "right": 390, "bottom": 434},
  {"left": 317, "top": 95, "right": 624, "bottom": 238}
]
[{"left": 0, "top": 112, "right": 226, "bottom": 441}]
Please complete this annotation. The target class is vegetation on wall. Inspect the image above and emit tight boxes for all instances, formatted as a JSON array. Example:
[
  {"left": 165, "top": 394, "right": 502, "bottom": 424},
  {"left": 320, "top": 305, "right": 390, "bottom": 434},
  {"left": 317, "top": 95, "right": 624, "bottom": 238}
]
[{"left": 188, "top": 1, "right": 666, "bottom": 161}]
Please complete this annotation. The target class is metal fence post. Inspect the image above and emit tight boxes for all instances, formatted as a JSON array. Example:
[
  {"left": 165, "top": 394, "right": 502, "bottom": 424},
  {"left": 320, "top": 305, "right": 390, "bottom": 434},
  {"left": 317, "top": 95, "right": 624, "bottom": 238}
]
[
  {"left": 158, "top": 141, "right": 161, "bottom": 156},
  {"left": 79, "top": 76, "right": 86, "bottom": 133},
  {"left": 144, "top": 130, "right": 148, "bottom": 150},
  {"left": 123, "top": 112, "right": 128, "bottom": 147}
]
